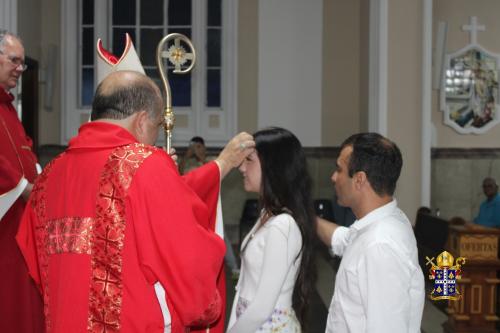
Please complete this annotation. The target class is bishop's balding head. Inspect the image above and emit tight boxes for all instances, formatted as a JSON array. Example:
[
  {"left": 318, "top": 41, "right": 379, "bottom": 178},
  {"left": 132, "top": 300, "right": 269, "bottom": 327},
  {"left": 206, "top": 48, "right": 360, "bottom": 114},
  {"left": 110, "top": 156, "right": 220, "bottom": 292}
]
[
  {"left": 91, "top": 71, "right": 162, "bottom": 121},
  {"left": 91, "top": 71, "right": 164, "bottom": 145}
]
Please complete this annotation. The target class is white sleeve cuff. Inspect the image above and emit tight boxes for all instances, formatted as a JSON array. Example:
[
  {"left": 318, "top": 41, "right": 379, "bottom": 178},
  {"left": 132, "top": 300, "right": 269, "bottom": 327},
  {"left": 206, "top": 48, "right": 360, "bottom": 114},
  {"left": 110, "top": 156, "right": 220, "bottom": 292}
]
[
  {"left": 36, "top": 163, "right": 42, "bottom": 174},
  {"left": 0, "top": 177, "right": 28, "bottom": 220},
  {"left": 215, "top": 191, "right": 224, "bottom": 239},
  {"left": 331, "top": 226, "right": 350, "bottom": 257},
  {"left": 213, "top": 169, "right": 224, "bottom": 239},
  {"left": 214, "top": 159, "right": 223, "bottom": 175},
  {"left": 154, "top": 282, "right": 172, "bottom": 329}
]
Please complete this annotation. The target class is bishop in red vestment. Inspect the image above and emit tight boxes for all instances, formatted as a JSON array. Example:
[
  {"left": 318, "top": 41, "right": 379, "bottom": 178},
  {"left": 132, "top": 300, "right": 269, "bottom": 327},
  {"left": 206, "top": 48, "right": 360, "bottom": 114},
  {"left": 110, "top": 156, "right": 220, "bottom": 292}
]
[
  {"left": 0, "top": 32, "right": 45, "bottom": 332},
  {"left": 16, "top": 70, "right": 254, "bottom": 333}
]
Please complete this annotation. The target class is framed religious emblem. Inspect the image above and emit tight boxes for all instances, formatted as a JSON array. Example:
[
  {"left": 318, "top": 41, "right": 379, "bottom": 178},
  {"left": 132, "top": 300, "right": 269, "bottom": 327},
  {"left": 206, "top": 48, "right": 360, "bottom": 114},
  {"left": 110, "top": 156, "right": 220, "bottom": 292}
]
[{"left": 440, "top": 17, "right": 500, "bottom": 134}]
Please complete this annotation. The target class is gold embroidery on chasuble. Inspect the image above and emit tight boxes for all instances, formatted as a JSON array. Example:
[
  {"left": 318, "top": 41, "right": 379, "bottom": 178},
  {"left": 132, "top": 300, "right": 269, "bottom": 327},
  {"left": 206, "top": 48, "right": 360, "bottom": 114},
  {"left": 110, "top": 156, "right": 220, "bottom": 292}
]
[
  {"left": 31, "top": 153, "right": 66, "bottom": 332},
  {"left": 45, "top": 217, "right": 93, "bottom": 254},
  {"left": 88, "top": 143, "right": 155, "bottom": 333}
]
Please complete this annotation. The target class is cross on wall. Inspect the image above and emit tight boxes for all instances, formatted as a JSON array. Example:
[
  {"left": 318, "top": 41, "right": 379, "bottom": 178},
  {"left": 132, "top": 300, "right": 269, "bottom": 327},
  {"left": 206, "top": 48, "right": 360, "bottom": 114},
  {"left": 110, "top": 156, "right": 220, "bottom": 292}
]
[{"left": 462, "top": 16, "right": 485, "bottom": 45}]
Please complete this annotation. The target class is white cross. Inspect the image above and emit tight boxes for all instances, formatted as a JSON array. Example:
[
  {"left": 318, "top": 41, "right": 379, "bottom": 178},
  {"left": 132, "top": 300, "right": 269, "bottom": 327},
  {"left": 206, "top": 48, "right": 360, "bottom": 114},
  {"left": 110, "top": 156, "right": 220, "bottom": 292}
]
[
  {"left": 462, "top": 16, "right": 485, "bottom": 45},
  {"left": 435, "top": 269, "right": 448, "bottom": 296}
]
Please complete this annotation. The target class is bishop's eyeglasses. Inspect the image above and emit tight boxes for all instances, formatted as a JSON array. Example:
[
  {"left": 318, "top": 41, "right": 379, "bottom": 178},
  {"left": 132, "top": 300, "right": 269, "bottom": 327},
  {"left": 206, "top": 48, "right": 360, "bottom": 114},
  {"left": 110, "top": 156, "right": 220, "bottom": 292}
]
[{"left": 0, "top": 50, "right": 27, "bottom": 71}]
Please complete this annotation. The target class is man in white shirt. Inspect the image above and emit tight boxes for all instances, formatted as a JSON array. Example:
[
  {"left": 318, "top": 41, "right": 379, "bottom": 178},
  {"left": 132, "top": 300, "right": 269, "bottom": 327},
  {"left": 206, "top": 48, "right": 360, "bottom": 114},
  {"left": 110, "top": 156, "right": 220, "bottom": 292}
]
[{"left": 317, "top": 132, "right": 425, "bottom": 333}]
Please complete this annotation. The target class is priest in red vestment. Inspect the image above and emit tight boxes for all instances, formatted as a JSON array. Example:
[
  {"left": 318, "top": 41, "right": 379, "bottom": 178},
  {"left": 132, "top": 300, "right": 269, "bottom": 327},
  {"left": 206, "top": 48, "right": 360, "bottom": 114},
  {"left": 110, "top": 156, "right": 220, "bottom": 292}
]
[
  {"left": 0, "top": 31, "right": 45, "bottom": 333},
  {"left": 94, "top": 33, "right": 237, "bottom": 333},
  {"left": 16, "top": 70, "right": 254, "bottom": 333}
]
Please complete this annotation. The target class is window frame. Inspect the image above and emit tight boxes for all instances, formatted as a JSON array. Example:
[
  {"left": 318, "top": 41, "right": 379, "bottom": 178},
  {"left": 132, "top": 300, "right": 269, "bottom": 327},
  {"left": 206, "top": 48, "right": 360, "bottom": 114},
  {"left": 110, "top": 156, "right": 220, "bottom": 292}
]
[{"left": 61, "top": 0, "right": 238, "bottom": 146}]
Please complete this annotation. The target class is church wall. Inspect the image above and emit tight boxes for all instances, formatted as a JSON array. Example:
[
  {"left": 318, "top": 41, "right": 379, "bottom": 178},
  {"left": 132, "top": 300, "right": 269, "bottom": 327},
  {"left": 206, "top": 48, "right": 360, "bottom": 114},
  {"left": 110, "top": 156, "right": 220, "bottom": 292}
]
[
  {"left": 257, "top": 0, "right": 323, "bottom": 147},
  {"left": 237, "top": 0, "right": 258, "bottom": 134},
  {"left": 238, "top": 0, "right": 365, "bottom": 145},
  {"left": 430, "top": 0, "right": 500, "bottom": 222},
  {"left": 431, "top": 151, "right": 500, "bottom": 221},
  {"left": 321, "top": 0, "right": 361, "bottom": 146},
  {"left": 432, "top": 0, "right": 500, "bottom": 147},
  {"left": 17, "top": 0, "right": 41, "bottom": 61},
  {"left": 38, "top": 0, "right": 61, "bottom": 146},
  {"left": 224, "top": 0, "right": 259, "bottom": 241},
  {"left": 18, "top": 0, "right": 61, "bottom": 145},
  {"left": 387, "top": 0, "right": 423, "bottom": 222},
  {"left": 359, "top": 0, "right": 370, "bottom": 133},
  {"left": 232, "top": 0, "right": 427, "bottom": 226},
  {"left": 18, "top": 0, "right": 61, "bottom": 146}
]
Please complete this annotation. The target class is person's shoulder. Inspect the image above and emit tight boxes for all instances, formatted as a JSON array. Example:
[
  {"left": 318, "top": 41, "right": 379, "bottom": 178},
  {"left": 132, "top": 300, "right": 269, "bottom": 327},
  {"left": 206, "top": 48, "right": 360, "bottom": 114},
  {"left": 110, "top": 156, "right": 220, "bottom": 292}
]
[
  {"left": 266, "top": 213, "right": 300, "bottom": 237},
  {"left": 134, "top": 146, "right": 178, "bottom": 175},
  {"left": 127, "top": 149, "right": 184, "bottom": 195},
  {"left": 368, "top": 209, "right": 414, "bottom": 244},
  {"left": 362, "top": 218, "right": 417, "bottom": 265},
  {"left": 267, "top": 212, "right": 295, "bottom": 226}
]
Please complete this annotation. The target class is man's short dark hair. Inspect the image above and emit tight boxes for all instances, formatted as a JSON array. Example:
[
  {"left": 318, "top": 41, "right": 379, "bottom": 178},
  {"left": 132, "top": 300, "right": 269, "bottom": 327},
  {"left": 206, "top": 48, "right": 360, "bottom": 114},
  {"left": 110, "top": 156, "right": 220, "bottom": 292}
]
[
  {"left": 190, "top": 136, "right": 205, "bottom": 145},
  {"left": 341, "top": 132, "right": 402, "bottom": 196},
  {"left": 483, "top": 177, "right": 497, "bottom": 187},
  {"left": 90, "top": 77, "right": 162, "bottom": 121}
]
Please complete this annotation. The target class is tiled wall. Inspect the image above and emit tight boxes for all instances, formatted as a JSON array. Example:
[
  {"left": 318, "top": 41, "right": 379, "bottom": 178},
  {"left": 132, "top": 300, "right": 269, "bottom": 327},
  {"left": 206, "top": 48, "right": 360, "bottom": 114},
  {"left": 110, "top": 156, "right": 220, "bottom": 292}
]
[{"left": 431, "top": 149, "right": 500, "bottom": 222}]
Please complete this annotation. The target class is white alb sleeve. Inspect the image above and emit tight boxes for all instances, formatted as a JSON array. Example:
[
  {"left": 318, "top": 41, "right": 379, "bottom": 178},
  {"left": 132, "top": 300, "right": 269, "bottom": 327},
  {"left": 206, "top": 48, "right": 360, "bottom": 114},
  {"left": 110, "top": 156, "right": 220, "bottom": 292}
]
[{"left": 0, "top": 178, "right": 28, "bottom": 220}]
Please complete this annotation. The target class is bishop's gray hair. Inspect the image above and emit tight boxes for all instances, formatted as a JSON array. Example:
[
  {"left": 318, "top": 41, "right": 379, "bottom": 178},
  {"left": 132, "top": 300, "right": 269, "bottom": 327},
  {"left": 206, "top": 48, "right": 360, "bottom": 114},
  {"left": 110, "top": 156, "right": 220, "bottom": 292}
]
[{"left": 0, "top": 29, "right": 22, "bottom": 52}]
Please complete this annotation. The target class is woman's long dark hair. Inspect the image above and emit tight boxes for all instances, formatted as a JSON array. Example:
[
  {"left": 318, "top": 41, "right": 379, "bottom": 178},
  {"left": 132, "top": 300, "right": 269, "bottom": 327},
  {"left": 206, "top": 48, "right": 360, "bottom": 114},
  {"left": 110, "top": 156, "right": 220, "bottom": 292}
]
[{"left": 254, "top": 127, "right": 316, "bottom": 329}]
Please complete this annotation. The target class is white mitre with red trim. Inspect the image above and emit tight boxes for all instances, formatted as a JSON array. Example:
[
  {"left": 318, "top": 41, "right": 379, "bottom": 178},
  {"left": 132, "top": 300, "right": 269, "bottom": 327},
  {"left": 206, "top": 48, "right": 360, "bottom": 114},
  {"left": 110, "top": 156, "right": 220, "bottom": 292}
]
[{"left": 96, "top": 33, "right": 145, "bottom": 83}]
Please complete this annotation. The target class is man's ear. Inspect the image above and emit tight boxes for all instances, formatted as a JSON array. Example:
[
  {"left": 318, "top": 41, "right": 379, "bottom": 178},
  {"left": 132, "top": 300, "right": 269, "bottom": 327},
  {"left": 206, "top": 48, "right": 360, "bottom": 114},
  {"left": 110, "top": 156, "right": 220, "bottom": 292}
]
[
  {"left": 133, "top": 110, "right": 149, "bottom": 137},
  {"left": 353, "top": 171, "right": 367, "bottom": 190}
]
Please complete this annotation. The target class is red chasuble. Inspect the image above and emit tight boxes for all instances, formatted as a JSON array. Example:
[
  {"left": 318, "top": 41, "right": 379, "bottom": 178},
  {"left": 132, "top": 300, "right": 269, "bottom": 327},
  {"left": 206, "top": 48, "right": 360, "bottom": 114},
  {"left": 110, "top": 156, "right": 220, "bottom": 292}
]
[
  {"left": 16, "top": 122, "right": 225, "bottom": 333},
  {"left": 0, "top": 88, "right": 44, "bottom": 332}
]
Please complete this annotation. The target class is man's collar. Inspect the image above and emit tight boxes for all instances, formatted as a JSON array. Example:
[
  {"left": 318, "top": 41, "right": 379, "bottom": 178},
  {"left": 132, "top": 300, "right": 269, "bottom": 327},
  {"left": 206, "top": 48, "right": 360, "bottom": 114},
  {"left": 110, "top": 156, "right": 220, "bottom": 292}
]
[
  {"left": 350, "top": 199, "right": 398, "bottom": 232},
  {"left": 68, "top": 121, "right": 138, "bottom": 150}
]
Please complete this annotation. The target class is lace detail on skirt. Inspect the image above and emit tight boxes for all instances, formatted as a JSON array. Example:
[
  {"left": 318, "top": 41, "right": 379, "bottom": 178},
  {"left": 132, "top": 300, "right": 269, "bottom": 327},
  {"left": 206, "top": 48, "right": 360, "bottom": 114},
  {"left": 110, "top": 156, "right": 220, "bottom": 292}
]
[{"left": 236, "top": 297, "right": 301, "bottom": 332}]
